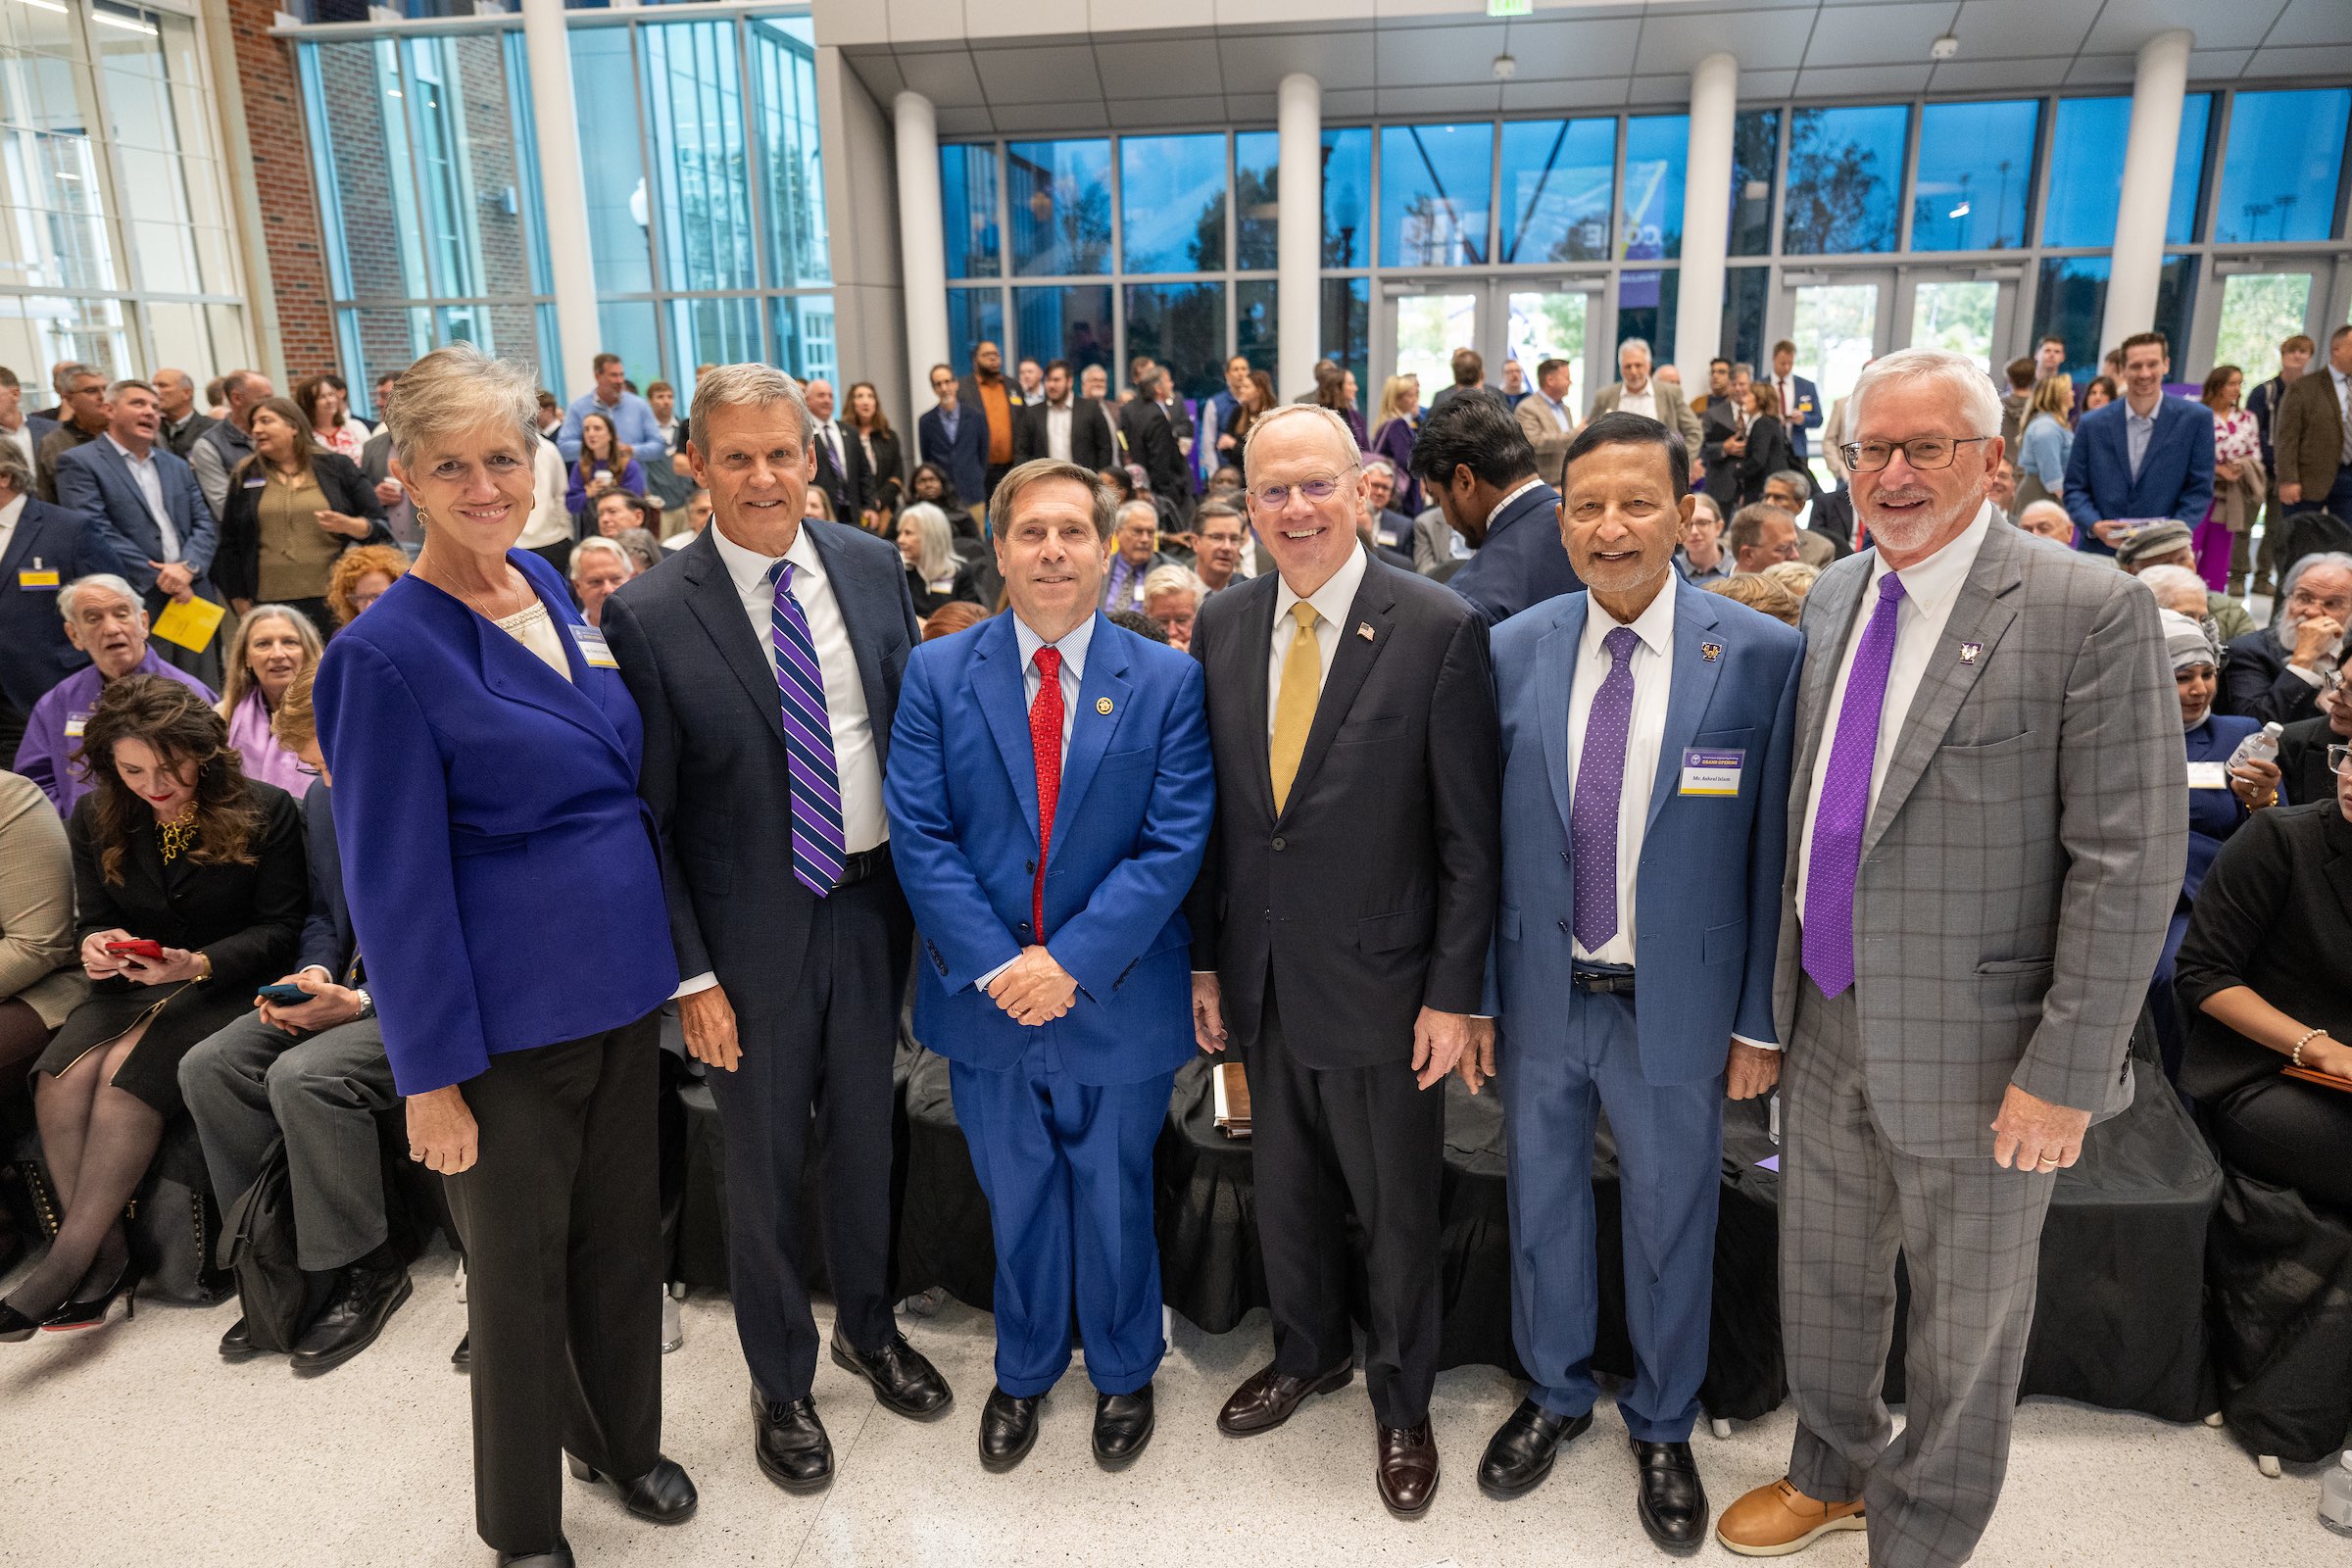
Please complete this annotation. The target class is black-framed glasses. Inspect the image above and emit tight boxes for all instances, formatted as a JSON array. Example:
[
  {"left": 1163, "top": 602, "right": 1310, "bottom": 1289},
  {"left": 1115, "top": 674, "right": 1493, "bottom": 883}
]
[{"left": 1839, "top": 436, "right": 1990, "bottom": 473}]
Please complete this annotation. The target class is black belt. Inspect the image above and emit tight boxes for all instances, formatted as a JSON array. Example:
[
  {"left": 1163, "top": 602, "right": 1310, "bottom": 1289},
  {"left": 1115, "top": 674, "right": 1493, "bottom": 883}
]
[
  {"left": 835, "top": 843, "right": 893, "bottom": 887},
  {"left": 1570, "top": 964, "right": 1637, "bottom": 995}
]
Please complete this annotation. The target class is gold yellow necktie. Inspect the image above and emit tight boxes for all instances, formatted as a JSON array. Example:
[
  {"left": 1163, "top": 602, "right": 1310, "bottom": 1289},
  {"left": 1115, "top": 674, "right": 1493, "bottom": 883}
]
[{"left": 1270, "top": 601, "right": 1322, "bottom": 811}]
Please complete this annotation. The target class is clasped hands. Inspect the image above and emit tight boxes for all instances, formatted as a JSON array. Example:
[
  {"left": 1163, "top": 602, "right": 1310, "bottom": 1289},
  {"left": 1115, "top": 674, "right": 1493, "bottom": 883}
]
[{"left": 987, "top": 946, "right": 1076, "bottom": 1027}]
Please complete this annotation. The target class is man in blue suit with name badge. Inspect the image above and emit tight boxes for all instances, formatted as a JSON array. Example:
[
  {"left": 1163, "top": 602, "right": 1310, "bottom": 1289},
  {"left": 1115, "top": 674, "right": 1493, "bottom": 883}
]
[
  {"left": 2062, "top": 330, "right": 2215, "bottom": 559},
  {"left": 1467, "top": 412, "right": 1802, "bottom": 1552},
  {"left": 887, "top": 457, "right": 1214, "bottom": 1474}
]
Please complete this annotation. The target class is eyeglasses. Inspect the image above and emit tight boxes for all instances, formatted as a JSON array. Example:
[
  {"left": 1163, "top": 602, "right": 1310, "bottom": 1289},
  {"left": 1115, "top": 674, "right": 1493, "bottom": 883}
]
[
  {"left": 1839, "top": 436, "right": 1990, "bottom": 473},
  {"left": 1250, "top": 471, "right": 1355, "bottom": 512},
  {"left": 2330, "top": 744, "right": 2351, "bottom": 778}
]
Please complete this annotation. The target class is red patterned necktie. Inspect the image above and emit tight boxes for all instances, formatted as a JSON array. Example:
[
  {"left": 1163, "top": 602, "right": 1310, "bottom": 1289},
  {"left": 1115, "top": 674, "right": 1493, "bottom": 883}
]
[{"left": 1029, "top": 646, "right": 1064, "bottom": 940}]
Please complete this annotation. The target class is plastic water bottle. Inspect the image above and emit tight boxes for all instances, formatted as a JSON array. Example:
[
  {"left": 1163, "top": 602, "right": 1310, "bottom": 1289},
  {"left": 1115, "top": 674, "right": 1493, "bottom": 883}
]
[
  {"left": 2228, "top": 721, "right": 2285, "bottom": 771},
  {"left": 2319, "top": 1449, "right": 2352, "bottom": 1536}
]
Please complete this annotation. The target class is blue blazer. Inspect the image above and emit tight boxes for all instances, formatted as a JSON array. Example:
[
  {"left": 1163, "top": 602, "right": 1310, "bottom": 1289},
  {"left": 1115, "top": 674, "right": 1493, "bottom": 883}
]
[
  {"left": 297, "top": 781, "right": 359, "bottom": 982},
  {"left": 1781, "top": 372, "right": 1823, "bottom": 460},
  {"left": 0, "top": 497, "right": 106, "bottom": 711},
  {"left": 918, "top": 405, "right": 991, "bottom": 514},
  {"left": 53, "top": 437, "right": 219, "bottom": 595},
  {"left": 2183, "top": 714, "right": 2261, "bottom": 903},
  {"left": 886, "top": 610, "right": 1214, "bottom": 1086},
  {"left": 1485, "top": 577, "right": 1802, "bottom": 1083},
  {"left": 1448, "top": 480, "right": 1585, "bottom": 626},
  {"left": 2062, "top": 395, "right": 2215, "bottom": 555},
  {"left": 312, "top": 549, "right": 678, "bottom": 1095}
]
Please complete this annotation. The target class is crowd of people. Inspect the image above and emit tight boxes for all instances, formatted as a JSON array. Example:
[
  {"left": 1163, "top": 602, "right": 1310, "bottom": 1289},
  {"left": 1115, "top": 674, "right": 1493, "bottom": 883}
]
[{"left": 0, "top": 314, "right": 2346, "bottom": 1568}]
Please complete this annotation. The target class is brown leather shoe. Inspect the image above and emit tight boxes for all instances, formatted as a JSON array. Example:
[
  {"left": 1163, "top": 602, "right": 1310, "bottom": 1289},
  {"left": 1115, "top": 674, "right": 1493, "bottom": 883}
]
[
  {"left": 1716, "top": 1477, "right": 1865, "bottom": 1556},
  {"left": 1215, "top": 1359, "right": 1353, "bottom": 1436},
  {"left": 1376, "top": 1420, "right": 1440, "bottom": 1516}
]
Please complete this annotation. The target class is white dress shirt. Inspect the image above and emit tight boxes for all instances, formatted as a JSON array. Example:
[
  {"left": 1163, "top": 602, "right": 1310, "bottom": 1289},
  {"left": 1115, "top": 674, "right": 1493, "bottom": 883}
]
[
  {"left": 106, "top": 433, "right": 180, "bottom": 560},
  {"left": 0, "top": 418, "right": 31, "bottom": 475},
  {"left": 1776, "top": 374, "right": 1797, "bottom": 425},
  {"left": 0, "top": 491, "right": 24, "bottom": 562},
  {"left": 1619, "top": 384, "right": 1657, "bottom": 422},
  {"left": 1795, "top": 502, "right": 1994, "bottom": 919},
  {"left": 1267, "top": 540, "right": 1369, "bottom": 733},
  {"left": 1011, "top": 609, "right": 1095, "bottom": 758},
  {"left": 1043, "top": 400, "right": 1074, "bottom": 464},
  {"left": 813, "top": 418, "right": 847, "bottom": 481},
  {"left": 1567, "top": 584, "right": 1675, "bottom": 967}
]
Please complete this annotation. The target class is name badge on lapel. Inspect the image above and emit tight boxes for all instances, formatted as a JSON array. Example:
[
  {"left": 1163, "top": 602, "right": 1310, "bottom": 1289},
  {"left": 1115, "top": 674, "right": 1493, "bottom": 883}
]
[
  {"left": 64, "top": 710, "right": 89, "bottom": 738},
  {"left": 18, "top": 562, "right": 58, "bottom": 588},
  {"left": 1679, "top": 748, "right": 1744, "bottom": 797},
  {"left": 567, "top": 623, "right": 618, "bottom": 669},
  {"left": 241, "top": 474, "right": 268, "bottom": 491}
]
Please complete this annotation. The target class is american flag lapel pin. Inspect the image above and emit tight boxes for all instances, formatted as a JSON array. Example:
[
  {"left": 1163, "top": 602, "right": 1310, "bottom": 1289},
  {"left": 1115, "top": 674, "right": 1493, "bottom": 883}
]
[
  {"left": 1959, "top": 641, "right": 1982, "bottom": 664},
  {"left": 1356, "top": 621, "right": 1376, "bottom": 641}
]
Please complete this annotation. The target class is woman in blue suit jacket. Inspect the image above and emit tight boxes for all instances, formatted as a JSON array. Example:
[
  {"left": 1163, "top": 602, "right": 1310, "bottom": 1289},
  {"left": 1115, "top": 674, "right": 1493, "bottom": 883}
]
[
  {"left": 313, "top": 345, "right": 695, "bottom": 1566},
  {"left": 2150, "top": 610, "right": 2279, "bottom": 1082}
]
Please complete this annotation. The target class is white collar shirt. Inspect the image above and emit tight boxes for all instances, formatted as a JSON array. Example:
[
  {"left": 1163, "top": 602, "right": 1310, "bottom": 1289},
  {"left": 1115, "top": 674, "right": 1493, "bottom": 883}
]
[
  {"left": 105, "top": 432, "right": 179, "bottom": 561},
  {"left": 1488, "top": 475, "right": 1547, "bottom": 532},
  {"left": 1011, "top": 609, "right": 1096, "bottom": 758},
  {"left": 1566, "top": 583, "right": 1676, "bottom": 967},
  {"left": 0, "top": 492, "right": 24, "bottom": 562},
  {"left": 1267, "top": 541, "right": 1370, "bottom": 737},
  {"left": 1619, "top": 383, "right": 1657, "bottom": 421},
  {"left": 1796, "top": 502, "right": 1994, "bottom": 918},
  {"left": 1044, "top": 399, "right": 1074, "bottom": 463}
]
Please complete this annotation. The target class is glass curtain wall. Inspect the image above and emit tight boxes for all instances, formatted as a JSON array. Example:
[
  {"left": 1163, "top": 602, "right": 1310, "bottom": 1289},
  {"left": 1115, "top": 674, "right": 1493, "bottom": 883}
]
[
  {"left": 0, "top": 0, "right": 247, "bottom": 381},
  {"left": 299, "top": 12, "right": 832, "bottom": 410}
]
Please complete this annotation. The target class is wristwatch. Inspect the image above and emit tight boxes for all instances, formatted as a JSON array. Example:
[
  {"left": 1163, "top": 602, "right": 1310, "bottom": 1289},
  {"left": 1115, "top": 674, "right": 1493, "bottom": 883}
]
[{"left": 352, "top": 988, "right": 375, "bottom": 1020}]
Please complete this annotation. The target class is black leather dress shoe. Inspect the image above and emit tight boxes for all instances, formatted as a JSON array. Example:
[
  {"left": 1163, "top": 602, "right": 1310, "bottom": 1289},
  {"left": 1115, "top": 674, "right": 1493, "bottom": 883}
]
[
  {"left": 494, "top": 1538, "right": 572, "bottom": 1567},
  {"left": 290, "top": 1263, "right": 413, "bottom": 1372},
  {"left": 451, "top": 1332, "right": 470, "bottom": 1368},
  {"left": 1092, "top": 1383, "right": 1153, "bottom": 1468},
  {"left": 566, "top": 1452, "right": 698, "bottom": 1524},
  {"left": 1215, "top": 1359, "right": 1353, "bottom": 1436},
  {"left": 753, "top": 1394, "right": 834, "bottom": 1492},
  {"left": 219, "top": 1315, "right": 259, "bottom": 1361},
  {"left": 978, "top": 1386, "right": 1042, "bottom": 1471},
  {"left": 1478, "top": 1397, "right": 1593, "bottom": 1497},
  {"left": 831, "top": 1329, "right": 954, "bottom": 1420},
  {"left": 1632, "top": 1438, "right": 1709, "bottom": 1555}
]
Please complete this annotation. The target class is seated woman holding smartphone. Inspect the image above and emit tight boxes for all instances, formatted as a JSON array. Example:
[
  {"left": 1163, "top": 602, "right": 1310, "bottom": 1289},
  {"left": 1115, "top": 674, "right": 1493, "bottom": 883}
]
[{"left": 1, "top": 675, "right": 305, "bottom": 1339}]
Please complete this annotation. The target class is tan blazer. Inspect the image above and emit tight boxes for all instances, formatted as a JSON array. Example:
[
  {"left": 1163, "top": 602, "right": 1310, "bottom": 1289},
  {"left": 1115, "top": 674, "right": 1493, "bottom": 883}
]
[
  {"left": 1585, "top": 379, "right": 1705, "bottom": 458},
  {"left": 1514, "top": 393, "right": 1577, "bottom": 488},
  {"left": 2274, "top": 367, "right": 2347, "bottom": 500},
  {"left": 0, "top": 770, "right": 88, "bottom": 1027}
]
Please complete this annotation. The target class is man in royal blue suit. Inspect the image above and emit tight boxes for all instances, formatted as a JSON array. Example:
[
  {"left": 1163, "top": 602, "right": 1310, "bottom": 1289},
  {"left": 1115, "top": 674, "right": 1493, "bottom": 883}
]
[
  {"left": 1410, "top": 387, "right": 1584, "bottom": 624},
  {"left": 1468, "top": 412, "right": 1801, "bottom": 1552},
  {"left": 2062, "top": 330, "right": 2215, "bottom": 559},
  {"left": 886, "top": 457, "right": 1213, "bottom": 1473}
]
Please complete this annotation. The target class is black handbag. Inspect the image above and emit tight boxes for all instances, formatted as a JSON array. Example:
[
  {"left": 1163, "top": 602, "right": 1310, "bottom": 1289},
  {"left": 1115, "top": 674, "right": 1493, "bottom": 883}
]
[
  {"left": 2274, "top": 507, "right": 2352, "bottom": 591},
  {"left": 217, "top": 1138, "right": 311, "bottom": 1351}
]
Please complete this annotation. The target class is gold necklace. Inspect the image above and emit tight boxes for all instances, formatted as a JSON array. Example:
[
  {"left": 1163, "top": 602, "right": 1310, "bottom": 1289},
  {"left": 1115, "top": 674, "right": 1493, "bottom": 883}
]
[{"left": 159, "top": 805, "right": 198, "bottom": 863}]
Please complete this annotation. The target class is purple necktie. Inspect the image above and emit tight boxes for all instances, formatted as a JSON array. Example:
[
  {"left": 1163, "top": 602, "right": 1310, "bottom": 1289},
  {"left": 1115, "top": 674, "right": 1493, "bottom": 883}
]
[
  {"left": 768, "top": 561, "right": 845, "bottom": 897},
  {"left": 1802, "top": 572, "right": 1908, "bottom": 997},
  {"left": 1571, "top": 626, "right": 1640, "bottom": 952}
]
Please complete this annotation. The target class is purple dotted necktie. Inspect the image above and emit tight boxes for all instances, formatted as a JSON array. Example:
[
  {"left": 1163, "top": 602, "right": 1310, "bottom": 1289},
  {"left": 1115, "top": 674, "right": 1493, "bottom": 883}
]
[
  {"left": 1570, "top": 625, "right": 1640, "bottom": 952},
  {"left": 1802, "top": 572, "right": 1908, "bottom": 997}
]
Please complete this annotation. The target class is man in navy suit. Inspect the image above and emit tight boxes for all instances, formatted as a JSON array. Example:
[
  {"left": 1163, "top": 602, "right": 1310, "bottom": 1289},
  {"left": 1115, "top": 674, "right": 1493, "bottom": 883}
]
[
  {"left": 603, "top": 364, "right": 952, "bottom": 1494},
  {"left": 1768, "top": 340, "right": 1823, "bottom": 464},
  {"left": 1411, "top": 388, "right": 1585, "bottom": 624},
  {"left": 53, "top": 377, "right": 223, "bottom": 684},
  {"left": 1469, "top": 413, "right": 1800, "bottom": 1551},
  {"left": 918, "top": 363, "right": 991, "bottom": 521},
  {"left": 886, "top": 458, "right": 1213, "bottom": 1474},
  {"left": 2063, "top": 330, "right": 2215, "bottom": 559},
  {"left": 0, "top": 443, "right": 103, "bottom": 763}
]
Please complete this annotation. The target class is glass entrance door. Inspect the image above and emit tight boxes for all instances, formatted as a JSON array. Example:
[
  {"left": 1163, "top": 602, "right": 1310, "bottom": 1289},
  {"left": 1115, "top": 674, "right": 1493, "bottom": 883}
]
[
  {"left": 1899, "top": 272, "right": 2018, "bottom": 380},
  {"left": 1384, "top": 288, "right": 1480, "bottom": 401},
  {"left": 1505, "top": 285, "right": 1599, "bottom": 417},
  {"left": 2212, "top": 269, "right": 2317, "bottom": 381},
  {"left": 1779, "top": 270, "right": 1891, "bottom": 466}
]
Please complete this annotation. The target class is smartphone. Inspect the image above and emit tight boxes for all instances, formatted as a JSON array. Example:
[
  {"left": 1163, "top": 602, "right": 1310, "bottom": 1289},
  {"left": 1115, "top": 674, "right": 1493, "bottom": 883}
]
[
  {"left": 256, "top": 983, "right": 313, "bottom": 1004},
  {"left": 104, "top": 939, "right": 164, "bottom": 960}
]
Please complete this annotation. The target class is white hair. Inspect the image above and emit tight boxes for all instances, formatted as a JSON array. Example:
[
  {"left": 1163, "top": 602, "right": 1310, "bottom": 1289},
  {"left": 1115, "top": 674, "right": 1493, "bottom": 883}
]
[
  {"left": 568, "top": 536, "right": 632, "bottom": 581},
  {"left": 2135, "top": 563, "right": 2209, "bottom": 615},
  {"left": 1140, "top": 564, "right": 1203, "bottom": 606},
  {"left": 1618, "top": 337, "right": 1652, "bottom": 363},
  {"left": 2282, "top": 551, "right": 2352, "bottom": 602},
  {"left": 1847, "top": 347, "right": 2003, "bottom": 442},
  {"left": 898, "top": 502, "right": 958, "bottom": 582},
  {"left": 58, "top": 572, "right": 142, "bottom": 622},
  {"left": 2019, "top": 499, "right": 2071, "bottom": 528},
  {"left": 1116, "top": 498, "right": 1159, "bottom": 529},
  {"left": 1241, "top": 403, "right": 1362, "bottom": 479}
]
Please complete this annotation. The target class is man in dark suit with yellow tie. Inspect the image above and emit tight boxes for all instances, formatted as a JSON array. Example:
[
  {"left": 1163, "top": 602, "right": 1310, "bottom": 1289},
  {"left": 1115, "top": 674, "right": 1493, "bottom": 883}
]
[{"left": 1189, "top": 404, "right": 1501, "bottom": 1515}]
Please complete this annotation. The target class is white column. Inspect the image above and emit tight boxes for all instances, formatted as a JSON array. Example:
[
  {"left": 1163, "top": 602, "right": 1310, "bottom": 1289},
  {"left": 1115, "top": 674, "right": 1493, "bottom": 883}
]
[
  {"left": 895, "top": 91, "right": 950, "bottom": 409},
  {"left": 1277, "top": 73, "right": 1322, "bottom": 403},
  {"left": 2101, "top": 28, "right": 2192, "bottom": 353},
  {"left": 1673, "top": 52, "right": 1739, "bottom": 389},
  {"left": 519, "top": 0, "right": 601, "bottom": 401}
]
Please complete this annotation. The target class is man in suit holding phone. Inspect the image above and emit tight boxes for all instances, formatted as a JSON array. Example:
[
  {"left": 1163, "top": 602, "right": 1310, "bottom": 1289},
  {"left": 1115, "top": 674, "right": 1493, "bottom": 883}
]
[
  {"left": 1191, "top": 404, "right": 1500, "bottom": 1515},
  {"left": 1471, "top": 412, "right": 1801, "bottom": 1549},
  {"left": 604, "top": 364, "right": 951, "bottom": 1496},
  {"left": 886, "top": 458, "right": 1213, "bottom": 1472}
]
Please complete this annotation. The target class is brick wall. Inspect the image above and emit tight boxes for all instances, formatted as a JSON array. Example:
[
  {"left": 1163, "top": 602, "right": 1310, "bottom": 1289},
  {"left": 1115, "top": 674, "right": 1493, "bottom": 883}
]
[{"left": 222, "top": 0, "right": 336, "bottom": 380}]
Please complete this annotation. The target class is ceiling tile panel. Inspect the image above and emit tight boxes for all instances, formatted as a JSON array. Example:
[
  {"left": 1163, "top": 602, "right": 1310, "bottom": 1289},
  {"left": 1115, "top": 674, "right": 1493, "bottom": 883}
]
[
  {"left": 1216, "top": 30, "right": 1378, "bottom": 93},
  {"left": 1498, "top": 74, "right": 1634, "bottom": 111},
  {"left": 1924, "top": 56, "right": 2072, "bottom": 91},
  {"left": 1633, "top": 9, "right": 1812, "bottom": 74},
  {"left": 1375, "top": 22, "right": 1521, "bottom": 86},
  {"left": 2266, "top": 0, "right": 2352, "bottom": 48},
  {"left": 2084, "top": 0, "right": 2284, "bottom": 54},
  {"left": 1946, "top": 0, "right": 2097, "bottom": 59},
  {"left": 1375, "top": 81, "right": 1509, "bottom": 116},
  {"left": 1792, "top": 62, "right": 1934, "bottom": 94},
  {"left": 2185, "top": 49, "right": 2253, "bottom": 80},
  {"left": 1799, "top": 4, "right": 1966, "bottom": 70},
  {"left": 1495, "top": 17, "right": 1642, "bottom": 79},
  {"left": 973, "top": 44, "right": 1104, "bottom": 104},
  {"left": 896, "top": 49, "right": 988, "bottom": 107},
  {"left": 2245, "top": 42, "right": 2352, "bottom": 75},
  {"left": 1094, "top": 37, "right": 1226, "bottom": 95}
]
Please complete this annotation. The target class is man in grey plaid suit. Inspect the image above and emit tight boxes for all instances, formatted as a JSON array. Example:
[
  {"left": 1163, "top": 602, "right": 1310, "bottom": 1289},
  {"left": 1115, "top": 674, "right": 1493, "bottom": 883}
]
[{"left": 1718, "top": 349, "right": 2184, "bottom": 1567}]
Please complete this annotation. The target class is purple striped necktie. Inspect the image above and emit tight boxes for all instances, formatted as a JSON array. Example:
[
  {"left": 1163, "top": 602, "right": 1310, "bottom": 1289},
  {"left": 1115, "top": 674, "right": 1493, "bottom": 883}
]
[
  {"left": 1802, "top": 571, "right": 1908, "bottom": 997},
  {"left": 767, "top": 560, "right": 845, "bottom": 896},
  {"left": 1571, "top": 625, "right": 1640, "bottom": 952}
]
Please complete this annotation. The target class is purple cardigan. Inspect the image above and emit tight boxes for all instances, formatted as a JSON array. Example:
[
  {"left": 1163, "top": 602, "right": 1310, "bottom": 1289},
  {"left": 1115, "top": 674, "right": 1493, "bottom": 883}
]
[
  {"left": 14, "top": 650, "right": 217, "bottom": 816},
  {"left": 1369, "top": 416, "right": 1422, "bottom": 515}
]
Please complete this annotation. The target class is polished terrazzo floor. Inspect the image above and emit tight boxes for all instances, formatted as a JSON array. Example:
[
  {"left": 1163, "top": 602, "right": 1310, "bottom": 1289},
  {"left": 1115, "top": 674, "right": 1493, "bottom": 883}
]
[{"left": 0, "top": 1244, "right": 2339, "bottom": 1567}]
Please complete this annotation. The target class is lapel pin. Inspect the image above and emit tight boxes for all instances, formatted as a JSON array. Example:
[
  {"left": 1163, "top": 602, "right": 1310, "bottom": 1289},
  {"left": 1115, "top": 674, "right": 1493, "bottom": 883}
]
[
  {"left": 1356, "top": 621, "right": 1376, "bottom": 641},
  {"left": 1096, "top": 697, "right": 1114, "bottom": 714},
  {"left": 1700, "top": 641, "right": 1722, "bottom": 662},
  {"left": 1959, "top": 642, "right": 1982, "bottom": 664}
]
